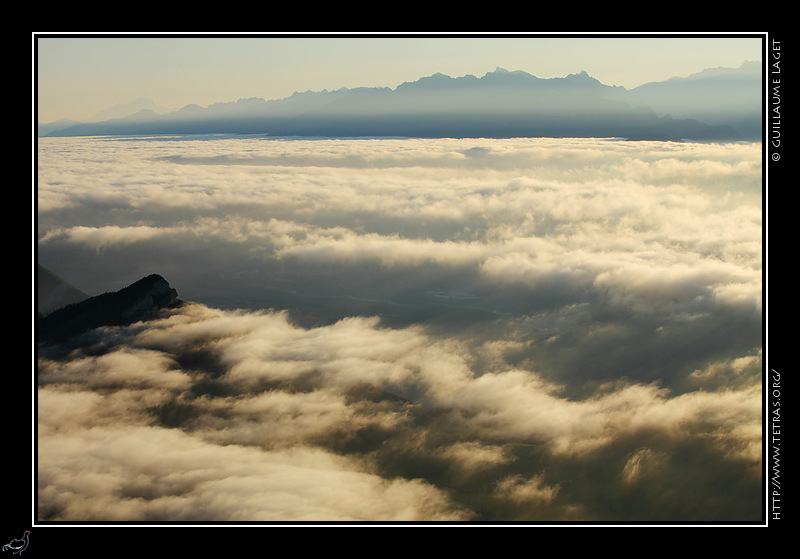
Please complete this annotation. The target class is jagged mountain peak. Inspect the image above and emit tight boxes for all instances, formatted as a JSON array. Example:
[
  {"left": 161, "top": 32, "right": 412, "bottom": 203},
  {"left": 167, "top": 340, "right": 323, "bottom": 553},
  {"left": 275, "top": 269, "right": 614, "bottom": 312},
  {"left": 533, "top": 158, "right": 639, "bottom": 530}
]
[
  {"left": 40, "top": 64, "right": 754, "bottom": 141},
  {"left": 564, "top": 70, "right": 598, "bottom": 83},
  {"left": 37, "top": 273, "right": 181, "bottom": 346}
]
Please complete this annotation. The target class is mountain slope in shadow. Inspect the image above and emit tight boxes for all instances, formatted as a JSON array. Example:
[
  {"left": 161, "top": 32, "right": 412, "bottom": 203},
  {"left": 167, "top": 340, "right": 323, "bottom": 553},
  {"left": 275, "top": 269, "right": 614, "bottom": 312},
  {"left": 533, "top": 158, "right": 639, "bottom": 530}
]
[
  {"left": 37, "top": 273, "right": 182, "bottom": 346},
  {"left": 37, "top": 264, "right": 89, "bottom": 317}
]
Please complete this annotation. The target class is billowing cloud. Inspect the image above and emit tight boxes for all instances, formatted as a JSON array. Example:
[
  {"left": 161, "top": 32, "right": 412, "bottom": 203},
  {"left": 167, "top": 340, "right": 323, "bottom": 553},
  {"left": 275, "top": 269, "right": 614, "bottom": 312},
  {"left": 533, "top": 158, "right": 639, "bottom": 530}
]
[
  {"left": 37, "top": 138, "right": 761, "bottom": 313},
  {"left": 36, "top": 135, "right": 763, "bottom": 522},
  {"left": 37, "top": 422, "right": 468, "bottom": 521},
  {"left": 38, "top": 302, "right": 762, "bottom": 521}
]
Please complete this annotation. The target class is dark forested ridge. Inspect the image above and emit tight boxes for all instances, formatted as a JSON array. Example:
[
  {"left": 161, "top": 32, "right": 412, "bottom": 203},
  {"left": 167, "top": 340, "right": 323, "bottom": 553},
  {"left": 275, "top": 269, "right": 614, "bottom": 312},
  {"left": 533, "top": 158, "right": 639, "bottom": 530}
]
[{"left": 37, "top": 273, "right": 181, "bottom": 345}]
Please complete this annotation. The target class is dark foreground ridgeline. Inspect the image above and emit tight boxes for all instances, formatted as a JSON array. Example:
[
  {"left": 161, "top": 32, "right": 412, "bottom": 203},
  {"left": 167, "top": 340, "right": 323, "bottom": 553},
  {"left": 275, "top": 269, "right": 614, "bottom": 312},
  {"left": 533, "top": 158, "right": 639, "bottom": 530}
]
[{"left": 37, "top": 274, "right": 182, "bottom": 345}]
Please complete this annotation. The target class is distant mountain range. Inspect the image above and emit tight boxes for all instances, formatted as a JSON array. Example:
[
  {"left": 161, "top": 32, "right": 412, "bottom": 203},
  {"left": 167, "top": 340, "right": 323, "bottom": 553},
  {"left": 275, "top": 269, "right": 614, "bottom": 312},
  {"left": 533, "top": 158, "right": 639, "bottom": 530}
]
[
  {"left": 38, "top": 62, "right": 762, "bottom": 141},
  {"left": 629, "top": 60, "right": 761, "bottom": 140}
]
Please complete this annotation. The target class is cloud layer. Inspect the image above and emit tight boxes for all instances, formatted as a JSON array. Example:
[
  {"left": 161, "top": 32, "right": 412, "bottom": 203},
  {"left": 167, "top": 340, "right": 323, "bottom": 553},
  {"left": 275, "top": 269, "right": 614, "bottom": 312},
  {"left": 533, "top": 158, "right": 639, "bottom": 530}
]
[{"left": 36, "top": 136, "right": 763, "bottom": 522}]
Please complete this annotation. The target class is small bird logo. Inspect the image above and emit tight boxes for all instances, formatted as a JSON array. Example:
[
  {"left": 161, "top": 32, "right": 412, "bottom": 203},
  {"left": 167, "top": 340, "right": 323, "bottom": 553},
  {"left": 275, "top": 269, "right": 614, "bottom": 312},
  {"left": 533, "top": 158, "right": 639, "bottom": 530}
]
[{"left": 2, "top": 531, "right": 29, "bottom": 555}]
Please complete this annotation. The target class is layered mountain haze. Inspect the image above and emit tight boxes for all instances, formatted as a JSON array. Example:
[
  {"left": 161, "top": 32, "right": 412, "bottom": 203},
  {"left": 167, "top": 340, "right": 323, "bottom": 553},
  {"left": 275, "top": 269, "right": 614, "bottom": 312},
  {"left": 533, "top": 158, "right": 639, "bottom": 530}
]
[
  {"left": 89, "top": 98, "right": 173, "bottom": 123},
  {"left": 629, "top": 61, "right": 762, "bottom": 140},
  {"left": 38, "top": 65, "right": 759, "bottom": 141}
]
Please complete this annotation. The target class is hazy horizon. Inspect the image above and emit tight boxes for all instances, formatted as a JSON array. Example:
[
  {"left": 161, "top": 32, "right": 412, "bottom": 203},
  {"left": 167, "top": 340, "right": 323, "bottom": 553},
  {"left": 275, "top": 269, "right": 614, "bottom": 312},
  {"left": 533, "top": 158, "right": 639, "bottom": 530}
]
[{"left": 35, "top": 34, "right": 763, "bottom": 124}]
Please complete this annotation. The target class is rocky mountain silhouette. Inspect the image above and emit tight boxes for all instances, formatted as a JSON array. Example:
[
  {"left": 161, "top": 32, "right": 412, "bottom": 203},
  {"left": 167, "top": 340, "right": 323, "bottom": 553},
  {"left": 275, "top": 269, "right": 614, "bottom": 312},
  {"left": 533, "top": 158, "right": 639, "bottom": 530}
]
[
  {"left": 39, "top": 67, "right": 750, "bottom": 141},
  {"left": 37, "top": 273, "right": 181, "bottom": 346}
]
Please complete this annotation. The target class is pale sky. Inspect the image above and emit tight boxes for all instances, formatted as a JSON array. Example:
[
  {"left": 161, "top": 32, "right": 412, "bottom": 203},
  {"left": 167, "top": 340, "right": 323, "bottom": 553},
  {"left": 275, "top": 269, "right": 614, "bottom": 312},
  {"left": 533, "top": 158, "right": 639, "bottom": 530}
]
[{"left": 34, "top": 33, "right": 765, "bottom": 124}]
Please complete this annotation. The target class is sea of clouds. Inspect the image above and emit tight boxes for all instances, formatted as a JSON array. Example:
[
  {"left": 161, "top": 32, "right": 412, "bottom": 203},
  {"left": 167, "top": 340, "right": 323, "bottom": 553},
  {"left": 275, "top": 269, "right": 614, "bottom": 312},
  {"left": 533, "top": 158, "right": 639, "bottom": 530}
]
[{"left": 36, "top": 135, "right": 763, "bottom": 522}]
